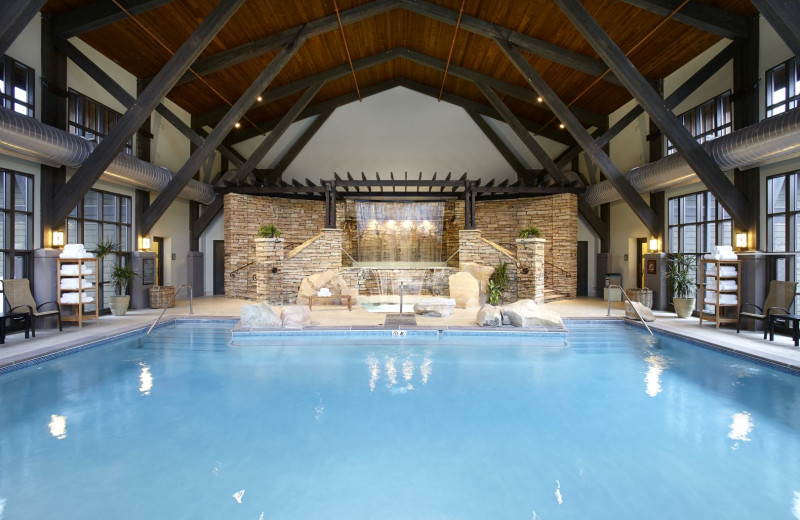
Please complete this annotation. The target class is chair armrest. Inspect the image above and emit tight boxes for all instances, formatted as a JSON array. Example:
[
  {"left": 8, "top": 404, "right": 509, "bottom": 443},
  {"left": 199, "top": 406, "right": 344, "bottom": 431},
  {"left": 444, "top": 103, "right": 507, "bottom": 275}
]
[
  {"left": 8, "top": 304, "right": 34, "bottom": 314},
  {"left": 766, "top": 306, "right": 791, "bottom": 317},
  {"left": 36, "top": 301, "right": 60, "bottom": 312},
  {"left": 739, "top": 303, "right": 763, "bottom": 313}
]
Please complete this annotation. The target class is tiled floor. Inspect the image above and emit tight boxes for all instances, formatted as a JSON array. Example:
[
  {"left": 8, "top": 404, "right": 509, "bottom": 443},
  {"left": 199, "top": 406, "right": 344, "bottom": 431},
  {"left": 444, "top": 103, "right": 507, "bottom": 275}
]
[{"left": 1, "top": 295, "right": 799, "bottom": 370}]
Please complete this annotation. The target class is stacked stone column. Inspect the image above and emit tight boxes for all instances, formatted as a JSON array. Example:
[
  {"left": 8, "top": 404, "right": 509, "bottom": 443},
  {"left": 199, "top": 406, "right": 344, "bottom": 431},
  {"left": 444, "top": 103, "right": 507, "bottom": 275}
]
[
  {"left": 516, "top": 238, "right": 546, "bottom": 303},
  {"left": 255, "top": 237, "right": 285, "bottom": 304}
]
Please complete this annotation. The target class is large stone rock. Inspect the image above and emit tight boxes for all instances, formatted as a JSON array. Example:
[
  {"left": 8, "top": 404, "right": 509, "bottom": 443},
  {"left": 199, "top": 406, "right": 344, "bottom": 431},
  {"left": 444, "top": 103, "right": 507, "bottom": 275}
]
[
  {"left": 625, "top": 301, "right": 656, "bottom": 322},
  {"left": 501, "top": 299, "right": 564, "bottom": 328},
  {"left": 281, "top": 305, "right": 311, "bottom": 327},
  {"left": 297, "top": 270, "right": 358, "bottom": 305},
  {"left": 449, "top": 271, "right": 480, "bottom": 308},
  {"left": 413, "top": 298, "right": 456, "bottom": 317},
  {"left": 461, "top": 262, "right": 495, "bottom": 304},
  {"left": 476, "top": 304, "right": 502, "bottom": 327},
  {"left": 240, "top": 302, "right": 281, "bottom": 327}
]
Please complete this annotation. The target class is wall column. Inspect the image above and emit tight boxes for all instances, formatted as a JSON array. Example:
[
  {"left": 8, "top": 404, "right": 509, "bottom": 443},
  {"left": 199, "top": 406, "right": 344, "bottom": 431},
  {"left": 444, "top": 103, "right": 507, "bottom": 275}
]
[
  {"left": 255, "top": 237, "right": 284, "bottom": 304},
  {"left": 516, "top": 238, "right": 546, "bottom": 303}
]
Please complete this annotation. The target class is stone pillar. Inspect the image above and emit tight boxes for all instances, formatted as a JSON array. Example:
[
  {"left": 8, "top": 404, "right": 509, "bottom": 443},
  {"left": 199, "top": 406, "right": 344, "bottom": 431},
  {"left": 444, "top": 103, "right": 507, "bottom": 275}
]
[
  {"left": 516, "top": 238, "right": 546, "bottom": 303},
  {"left": 131, "top": 251, "right": 156, "bottom": 309},
  {"left": 186, "top": 251, "right": 204, "bottom": 296},
  {"left": 644, "top": 252, "right": 668, "bottom": 311},
  {"left": 255, "top": 237, "right": 284, "bottom": 304},
  {"left": 34, "top": 248, "right": 60, "bottom": 328}
]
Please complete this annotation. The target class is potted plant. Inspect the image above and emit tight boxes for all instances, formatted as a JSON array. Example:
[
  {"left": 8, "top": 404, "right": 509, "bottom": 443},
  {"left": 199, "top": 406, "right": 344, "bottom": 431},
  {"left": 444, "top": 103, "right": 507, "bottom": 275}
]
[
  {"left": 488, "top": 261, "right": 509, "bottom": 305},
  {"left": 666, "top": 253, "right": 696, "bottom": 318},
  {"left": 256, "top": 224, "right": 282, "bottom": 238},
  {"left": 108, "top": 263, "right": 139, "bottom": 316},
  {"left": 518, "top": 226, "right": 542, "bottom": 239}
]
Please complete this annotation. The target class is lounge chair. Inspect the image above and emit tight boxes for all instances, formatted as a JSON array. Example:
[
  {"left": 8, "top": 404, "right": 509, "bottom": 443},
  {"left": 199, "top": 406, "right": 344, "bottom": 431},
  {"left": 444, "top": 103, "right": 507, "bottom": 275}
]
[
  {"left": 737, "top": 280, "right": 797, "bottom": 337},
  {"left": 2, "top": 278, "right": 62, "bottom": 335}
]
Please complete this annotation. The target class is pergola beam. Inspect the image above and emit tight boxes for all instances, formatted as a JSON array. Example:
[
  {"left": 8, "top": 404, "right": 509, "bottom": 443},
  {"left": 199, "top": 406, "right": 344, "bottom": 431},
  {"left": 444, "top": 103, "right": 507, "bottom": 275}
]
[
  {"left": 53, "top": 0, "right": 177, "bottom": 38},
  {"left": 47, "top": 0, "right": 247, "bottom": 229},
  {"left": 554, "top": 0, "right": 749, "bottom": 229},
  {"left": 619, "top": 0, "right": 748, "bottom": 39},
  {"left": 750, "top": 0, "right": 800, "bottom": 60}
]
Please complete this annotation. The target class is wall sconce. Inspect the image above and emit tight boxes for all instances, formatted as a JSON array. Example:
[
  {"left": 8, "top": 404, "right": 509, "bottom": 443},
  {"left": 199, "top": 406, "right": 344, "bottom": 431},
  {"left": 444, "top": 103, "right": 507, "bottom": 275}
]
[
  {"left": 735, "top": 232, "right": 747, "bottom": 249},
  {"left": 648, "top": 237, "right": 659, "bottom": 252},
  {"left": 141, "top": 237, "right": 151, "bottom": 251},
  {"left": 52, "top": 230, "right": 64, "bottom": 247}
]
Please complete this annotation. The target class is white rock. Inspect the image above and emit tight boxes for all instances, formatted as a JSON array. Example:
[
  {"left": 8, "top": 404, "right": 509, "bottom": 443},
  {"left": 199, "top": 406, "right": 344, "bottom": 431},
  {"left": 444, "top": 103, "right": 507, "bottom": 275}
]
[
  {"left": 460, "top": 262, "right": 495, "bottom": 304},
  {"left": 476, "top": 304, "right": 502, "bottom": 326},
  {"left": 501, "top": 299, "right": 564, "bottom": 328},
  {"left": 625, "top": 301, "right": 656, "bottom": 322},
  {"left": 281, "top": 305, "right": 311, "bottom": 327},
  {"left": 449, "top": 271, "right": 480, "bottom": 308},
  {"left": 240, "top": 302, "right": 281, "bottom": 327},
  {"left": 413, "top": 298, "right": 456, "bottom": 317}
]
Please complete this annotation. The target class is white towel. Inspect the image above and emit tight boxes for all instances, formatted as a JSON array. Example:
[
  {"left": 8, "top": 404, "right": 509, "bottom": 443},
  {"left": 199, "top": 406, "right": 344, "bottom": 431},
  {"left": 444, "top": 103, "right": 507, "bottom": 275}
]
[
  {"left": 59, "top": 243, "right": 95, "bottom": 259},
  {"left": 707, "top": 266, "right": 737, "bottom": 277},
  {"left": 704, "top": 294, "right": 738, "bottom": 305},
  {"left": 60, "top": 265, "right": 93, "bottom": 276},
  {"left": 60, "top": 279, "right": 93, "bottom": 290},
  {"left": 706, "top": 280, "right": 738, "bottom": 291},
  {"left": 60, "top": 293, "right": 94, "bottom": 304},
  {"left": 703, "top": 245, "right": 738, "bottom": 261}
]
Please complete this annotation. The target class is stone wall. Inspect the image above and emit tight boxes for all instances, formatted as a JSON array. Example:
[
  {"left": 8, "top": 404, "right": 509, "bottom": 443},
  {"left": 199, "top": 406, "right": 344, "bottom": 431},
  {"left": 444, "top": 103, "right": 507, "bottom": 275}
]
[
  {"left": 255, "top": 238, "right": 284, "bottom": 303},
  {"left": 459, "top": 230, "right": 518, "bottom": 303},
  {"left": 516, "top": 238, "right": 546, "bottom": 303},
  {"left": 340, "top": 267, "right": 456, "bottom": 297},
  {"left": 282, "top": 229, "right": 343, "bottom": 304}
]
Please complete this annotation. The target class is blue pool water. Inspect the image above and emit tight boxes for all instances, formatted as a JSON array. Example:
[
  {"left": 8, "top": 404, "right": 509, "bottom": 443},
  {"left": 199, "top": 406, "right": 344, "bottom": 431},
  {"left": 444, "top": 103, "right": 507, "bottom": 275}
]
[{"left": 1, "top": 322, "right": 800, "bottom": 519}]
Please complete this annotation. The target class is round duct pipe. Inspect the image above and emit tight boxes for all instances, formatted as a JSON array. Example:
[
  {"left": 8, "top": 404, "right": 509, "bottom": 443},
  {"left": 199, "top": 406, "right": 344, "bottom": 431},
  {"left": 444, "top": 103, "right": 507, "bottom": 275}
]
[
  {"left": 583, "top": 108, "right": 800, "bottom": 206},
  {"left": 0, "top": 107, "right": 216, "bottom": 205}
]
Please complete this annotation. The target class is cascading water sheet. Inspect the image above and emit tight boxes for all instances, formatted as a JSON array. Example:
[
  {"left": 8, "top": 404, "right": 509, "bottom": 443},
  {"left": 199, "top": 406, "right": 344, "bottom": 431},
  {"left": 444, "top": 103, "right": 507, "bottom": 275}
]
[{"left": 355, "top": 201, "right": 444, "bottom": 266}]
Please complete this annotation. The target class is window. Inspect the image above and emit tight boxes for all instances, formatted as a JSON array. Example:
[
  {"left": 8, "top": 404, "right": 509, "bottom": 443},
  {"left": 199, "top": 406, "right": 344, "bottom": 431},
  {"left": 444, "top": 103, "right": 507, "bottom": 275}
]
[
  {"left": 666, "top": 91, "right": 731, "bottom": 155},
  {"left": 766, "top": 57, "right": 800, "bottom": 118},
  {"left": 67, "top": 189, "right": 132, "bottom": 310},
  {"left": 0, "top": 171, "right": 34, "bottom": 301},
  {"left": 766, "top": 173, "right": 800, "bottom": 299},
  {"left": 668, "top": 191, "right": 732, "bottom": 255},
  {"left": 68, "top": 90, "right": 132, "bottom": 154},
  {"left": 0, "top": 55, "right": 35, "bottom": 117}
]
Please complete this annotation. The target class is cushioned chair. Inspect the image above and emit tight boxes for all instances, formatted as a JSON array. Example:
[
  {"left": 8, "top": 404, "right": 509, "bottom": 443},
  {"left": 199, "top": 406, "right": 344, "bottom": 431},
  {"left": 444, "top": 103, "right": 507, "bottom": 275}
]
[
  {"left": 3, "top": 278, "right": 62, "bottom": 335},
  {"left": 737, "top": 280, "right": 797, "bottom": 337}
]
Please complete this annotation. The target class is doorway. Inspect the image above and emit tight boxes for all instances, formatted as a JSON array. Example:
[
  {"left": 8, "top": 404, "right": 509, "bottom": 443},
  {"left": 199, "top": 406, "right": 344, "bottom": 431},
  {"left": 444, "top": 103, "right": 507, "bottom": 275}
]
[
  {"left": 213, "top": 240, "right": 225, "bottom": 295},
  {"left": 577, "top": 241, "right": 588, "bottom": 297},
  {"left": 636, "top": 237, "right": 647, "bottom": 288},
  {"left": 153, "top": 236, "right": 164, "bottom": 286}
]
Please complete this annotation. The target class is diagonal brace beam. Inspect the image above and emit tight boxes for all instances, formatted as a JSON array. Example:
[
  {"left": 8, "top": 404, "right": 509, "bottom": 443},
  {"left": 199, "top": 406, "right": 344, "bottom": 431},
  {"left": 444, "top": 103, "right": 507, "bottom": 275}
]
[
  {"left": 750, "top": 0, "right": 800, "bottom": 61},
  {"left": 0, "top": 0, "right": 47, "bottom": 57}
]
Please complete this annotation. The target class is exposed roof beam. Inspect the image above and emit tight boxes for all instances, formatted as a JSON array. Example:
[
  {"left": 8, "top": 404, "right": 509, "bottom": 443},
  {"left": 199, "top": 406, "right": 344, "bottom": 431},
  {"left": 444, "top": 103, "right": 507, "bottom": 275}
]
[
  {"left": 0, "top": 0, "right": 47, "bottom": 57},
  {"left": 47, "top": 0, "right": 247, "bottom": 229},
  {"left": 464, "top": 107, "right": 537, "bottom": 185},
  {"left": 140, "top": 37, "right": 305, "bottom": 235},
  {"left": 496, "top": 38, "right": 659, "bottom": 235},
  {"left": 619, "top": 0, "right": 749, "bottom": 39},
  {"left": 191, "top": 197, "right": 223, "bottom": 241},
  {"left": 750, "top": 0, "right": 800, "bottom": 60},
  {"left": 397, "top": 0, "right": 624, "bottom": 86},
  {"left": 554, "top": 0, "right": 749, "bottom": 229},
  {"left": 53, "top": 0, "right": 177, "bottom": 38},
  {"left": 174, "top": 0, "right": 400, "bottom": 86},
  {"left": 263, "top": 109, "right": 334, "bottom": 185}
]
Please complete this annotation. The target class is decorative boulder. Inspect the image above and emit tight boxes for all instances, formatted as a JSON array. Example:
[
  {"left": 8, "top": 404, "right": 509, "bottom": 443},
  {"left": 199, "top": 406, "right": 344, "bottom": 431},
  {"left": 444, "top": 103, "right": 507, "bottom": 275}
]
[
  {"left": 476, "top": 304, "right": 502, "bottom": 327},
  {"left": 449, "top": 271, "right": 480, "bottom": 308},
  {"left": 240, "top": 302, "right": 281, "bottom": 327},
  {"left": 413, "top": 298, "right": 456, "bottom": 317},
  {"left": 625, "top": 301, "right": 656, "bottom": 322},
  {"left": 297, "top": 270, "right": 358, "bottom": 305},
  {"left": 501, "top": 299, "right": 564, "bottom": 328},
  {"left": 460, "top": 262, "right": 495, "bottom": 304},
  {"left": 281, "top": 305, "right": 311, "bottom": 327}
]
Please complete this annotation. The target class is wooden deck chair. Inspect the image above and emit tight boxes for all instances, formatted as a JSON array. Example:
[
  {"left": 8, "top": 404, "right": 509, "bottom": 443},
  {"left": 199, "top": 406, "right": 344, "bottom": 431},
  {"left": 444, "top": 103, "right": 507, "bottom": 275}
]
[
  {"left": 737, "top": 280, "right": 797, "bottom": 337},
  {"left": 2, "top": 278, "right": 62, "bottom": 335}
]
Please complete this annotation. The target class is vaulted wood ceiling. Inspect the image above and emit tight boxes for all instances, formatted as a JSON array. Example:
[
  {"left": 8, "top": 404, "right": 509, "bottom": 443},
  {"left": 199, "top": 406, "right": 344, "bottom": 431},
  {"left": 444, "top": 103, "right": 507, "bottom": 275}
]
[{"left": 41, "top": 0, "right": 757, "bottom": 144}]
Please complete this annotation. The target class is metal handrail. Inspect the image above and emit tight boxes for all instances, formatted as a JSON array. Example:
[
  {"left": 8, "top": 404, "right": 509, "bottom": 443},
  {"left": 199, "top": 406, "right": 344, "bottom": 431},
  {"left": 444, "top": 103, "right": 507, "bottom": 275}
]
[
  {"left": 146, "top": 284, "right": 193, "bottom": 334},
  {"left": 606, "top": 284, "right": 653, "bottom": 335},
  {"left": 230, "top": 261, "right": 254, "bottom": 276}
]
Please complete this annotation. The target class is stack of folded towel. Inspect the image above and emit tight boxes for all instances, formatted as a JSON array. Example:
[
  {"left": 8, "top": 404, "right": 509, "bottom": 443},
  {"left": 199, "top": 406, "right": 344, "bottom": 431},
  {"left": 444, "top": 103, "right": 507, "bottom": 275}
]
[
  {"left": 60, "top": 293, "right": 94, "bottom": 304},
  {"left": 60, "top": 264, "right": 93, "bottom": 276},
  {"left": 59, "top": 243, "right": 95, "bottom": 259},
  {"left": 705, "top": 279, "right": 738, "bottom": 291},
  {"left": 318, "top": 288, "right": 332, "bottom": 297},
  {"left": 706, "top": 265, "right": 737, "bottom": 277},
  {"left": 60, "top": 278, "right": 93, "bottom": 290},
  {"left": 703, "top": 245, "right": 737, "bottom": 261},
  {"left": 704, "top": 293, "right": 738, "bottom": 305}
]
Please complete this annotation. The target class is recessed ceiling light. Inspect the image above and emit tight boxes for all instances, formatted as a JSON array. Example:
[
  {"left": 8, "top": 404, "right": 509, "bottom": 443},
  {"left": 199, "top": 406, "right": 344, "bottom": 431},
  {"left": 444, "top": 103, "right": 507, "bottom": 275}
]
[
  {"left": 257, "top": 96, "right": 263, "bottom": 102},
  {"left": 234, "top": 122, "right": 241, "bottom": 128}
]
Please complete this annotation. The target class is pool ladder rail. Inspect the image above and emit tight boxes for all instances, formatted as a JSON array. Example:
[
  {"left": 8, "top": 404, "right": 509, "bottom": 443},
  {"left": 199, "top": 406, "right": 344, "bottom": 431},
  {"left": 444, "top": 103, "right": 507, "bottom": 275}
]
[
  {"left": 606, "top": 284, "right": 654, "bottom": 335},
  {"left": 147, "top": 284, "right": 193, "bottom": 334}
]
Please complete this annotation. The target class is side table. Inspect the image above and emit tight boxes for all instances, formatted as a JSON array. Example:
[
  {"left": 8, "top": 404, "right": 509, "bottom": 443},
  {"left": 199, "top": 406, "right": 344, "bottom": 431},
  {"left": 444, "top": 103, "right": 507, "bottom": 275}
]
[
  {"left": 0, "top": 311, "right": 31, "bottom": 344},
  {"left": 768, "top": 313, "right": 800, "bottom": 347}
]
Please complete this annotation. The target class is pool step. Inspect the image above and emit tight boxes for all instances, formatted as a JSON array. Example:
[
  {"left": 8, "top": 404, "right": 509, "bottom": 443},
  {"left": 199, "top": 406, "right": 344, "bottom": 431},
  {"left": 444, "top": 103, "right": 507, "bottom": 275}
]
[{"left": 383, "top": 313, "right": 418, "bottom": 328}]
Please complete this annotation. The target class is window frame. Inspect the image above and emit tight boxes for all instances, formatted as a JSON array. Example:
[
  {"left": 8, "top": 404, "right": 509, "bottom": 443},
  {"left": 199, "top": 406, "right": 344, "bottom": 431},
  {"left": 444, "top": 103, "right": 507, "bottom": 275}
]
[
  {"left": 0, "top": 170, "right": 35, "bottom": 308},
  {"left": 666, "top": 91, "right": 732, "bottom": 155},
  {"left": 68, "top": 89, "right": 133, "bottom": 155},
  {"left": 0, "top": 54, "right": 35, "bottom": 117},
  {"left": 766, "top": 57, "right": 800, "bottom": 118}
]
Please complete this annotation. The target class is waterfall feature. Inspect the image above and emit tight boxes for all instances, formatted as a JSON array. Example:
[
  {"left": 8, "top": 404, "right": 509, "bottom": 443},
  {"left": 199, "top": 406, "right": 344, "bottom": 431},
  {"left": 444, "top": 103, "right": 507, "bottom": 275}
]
[{"left": 355, "top": 201, "right": 444, "bottom": 266}]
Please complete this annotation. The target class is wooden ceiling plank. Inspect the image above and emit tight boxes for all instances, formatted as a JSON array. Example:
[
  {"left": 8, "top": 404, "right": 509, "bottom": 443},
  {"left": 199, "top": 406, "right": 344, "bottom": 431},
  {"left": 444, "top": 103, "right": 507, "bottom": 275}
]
[
  {"left": 140, "top": 36, "right": 305, "bottom": 235},
  {"left": 0, "top": 0, "right": 46, "bottom": 57},
  {"left": 397, "top": 0, "right": 624, "bottom": 86},
  {"left": 53, "top": 0, "right": 177, "bottom": 38},
  {"left": 263, "top": 109, "right": 334, "bottom": 185},
  {"left": 464, "top": 107, "right": 535, "bottom": 185},
  {"left": 49, "top": 0, "right": 248, "bottom": 230},
  {"left": 619, "top": 0, "right": 748, "bottom": 39},
  {"left": 234, "top": 81, "right": 325, "bottom": 184},
  {"left": 750, "top": 0, "right": 800, "bottom": 60},
  {"left": 176, "top": 0, "right": 401, "bottom": 86},
  {"left": 554, "top": 0, "right": 749, "bottom": 229}
]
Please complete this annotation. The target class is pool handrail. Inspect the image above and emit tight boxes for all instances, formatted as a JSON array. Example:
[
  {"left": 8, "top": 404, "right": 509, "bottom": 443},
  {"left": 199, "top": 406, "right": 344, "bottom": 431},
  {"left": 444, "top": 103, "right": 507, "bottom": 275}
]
[
  {"left": 146, "top": 284, "right": 193, "bottom": 335},
  {"left": 606, "top": 284, "right": 653, "bottom": 335}
]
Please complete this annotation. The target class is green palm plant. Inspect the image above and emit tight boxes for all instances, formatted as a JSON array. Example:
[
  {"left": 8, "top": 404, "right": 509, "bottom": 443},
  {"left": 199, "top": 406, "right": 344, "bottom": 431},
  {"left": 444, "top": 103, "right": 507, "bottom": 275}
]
[
  {"left": 256, "top": 224, "right": 282, "bottom": 238},
  {"left": 518, "top": 226, "right": 542, "bottom": 238}
]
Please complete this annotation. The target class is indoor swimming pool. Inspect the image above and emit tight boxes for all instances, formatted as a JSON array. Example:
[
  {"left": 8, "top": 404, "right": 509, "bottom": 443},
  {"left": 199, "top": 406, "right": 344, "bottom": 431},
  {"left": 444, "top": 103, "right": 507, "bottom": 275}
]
[{"left": 1, "top": 322, "right": 799, "bottom": 519}]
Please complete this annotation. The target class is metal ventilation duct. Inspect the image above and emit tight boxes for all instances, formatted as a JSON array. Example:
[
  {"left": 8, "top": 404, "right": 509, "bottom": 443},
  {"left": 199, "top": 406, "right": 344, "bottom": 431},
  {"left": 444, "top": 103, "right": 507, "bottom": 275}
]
[
  {"left": 583, "top": 108, "right": 800, "bottom": 206},
  {"left": 0, "top": 107, "right": 215, "bottom": 205}
]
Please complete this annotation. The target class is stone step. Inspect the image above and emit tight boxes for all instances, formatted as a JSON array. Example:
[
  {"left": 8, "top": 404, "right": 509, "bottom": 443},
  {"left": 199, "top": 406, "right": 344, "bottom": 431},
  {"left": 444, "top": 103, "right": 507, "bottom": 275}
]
[{"left": 542, "top": 289, "right": 569, "bottom": 303}]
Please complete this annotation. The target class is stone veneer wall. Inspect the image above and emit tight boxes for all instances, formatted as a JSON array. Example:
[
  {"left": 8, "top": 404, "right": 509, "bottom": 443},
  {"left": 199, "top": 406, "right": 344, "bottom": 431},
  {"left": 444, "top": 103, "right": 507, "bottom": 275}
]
[
  {"left": 255, "top": 237, "right": 284, "bottom": 303},
  {"left": 459, "top": 230, "right": 518, "bottom": 302},
  {"left": 516, "top": 238, "right": 546, "bottom": 303},
  {"left": 281, "top": 229, "right": 343, "bottom": 304},
  {"left": 475, "top": 194, "right": 577, "bottom": 298}
]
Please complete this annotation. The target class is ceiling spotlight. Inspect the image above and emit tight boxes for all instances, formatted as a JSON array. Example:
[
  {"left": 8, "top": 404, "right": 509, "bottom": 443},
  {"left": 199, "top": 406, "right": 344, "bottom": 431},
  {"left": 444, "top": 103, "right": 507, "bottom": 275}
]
[
  {"left": 537, "top": 96, "right": 543, "bottom": 103},
  {"left": 559, "top": 123, "right": 565, "bottom": 129},
  {"left": 234, "top": 122, "right": 241, "bottom": 129},
  {"left": 257, "top": 96, "right": 263, "bottom": 102}
]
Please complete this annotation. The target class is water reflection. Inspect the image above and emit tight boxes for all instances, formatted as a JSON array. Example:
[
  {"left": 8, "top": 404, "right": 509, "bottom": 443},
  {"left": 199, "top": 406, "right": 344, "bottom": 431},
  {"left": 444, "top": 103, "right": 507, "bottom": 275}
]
[
  {"left": 232, "top": 489, "right": 245, "bottom": 503},
  {"left": 792, "top": 490, "right": 800, "bottom": 520},
  {"left": 728, "top": 411, "right": 754, "bottom": 449},
  {"left": 366, "top": 352, "right": 433, "bottom": 393},
  {"left": 644, "top": 354, "right": 668, "bottom": 397},
  {"left": 554, "top": 479, "right": 563, "bottom": 505},
  {"left": 48, "top": 414, "right": 67, "bottom": 439},
  {"left": 139, "top": 362, "right": 153, "bottom": 395}
]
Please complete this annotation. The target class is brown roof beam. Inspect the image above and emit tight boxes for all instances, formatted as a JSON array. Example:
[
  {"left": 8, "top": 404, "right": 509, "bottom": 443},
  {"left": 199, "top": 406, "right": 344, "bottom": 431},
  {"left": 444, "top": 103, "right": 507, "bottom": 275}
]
[
  {"left": 52, "top": 0, "right": 177, "bottom": 38},
  {"left": 620, "top": 0, "right": 748, "bottom": 39}
]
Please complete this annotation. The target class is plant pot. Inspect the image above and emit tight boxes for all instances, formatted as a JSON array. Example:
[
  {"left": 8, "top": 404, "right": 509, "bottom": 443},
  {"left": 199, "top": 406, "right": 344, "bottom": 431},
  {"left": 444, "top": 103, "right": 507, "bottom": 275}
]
[
  {"left": 109, "top": 295, "right": 130, "bottom": 316},
  {"left": 673, "top": 297, "right": 695, "bottom": 318}
]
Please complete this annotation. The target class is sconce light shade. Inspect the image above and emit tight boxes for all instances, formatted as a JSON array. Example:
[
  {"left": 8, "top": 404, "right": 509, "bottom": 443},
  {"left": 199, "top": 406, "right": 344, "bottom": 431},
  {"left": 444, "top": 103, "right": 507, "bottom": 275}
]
[
  {"left": 142, "top": 237, "right": 151, "bottom": 250},
  {"left": 649, "top": 238, "right": 658, "bottom": 252},
  {"left": 736, "top": 232, "right": 747, "bottom": 249},
  {"left": 52, "top": 231, "right": 64, "bottom": 247}
]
